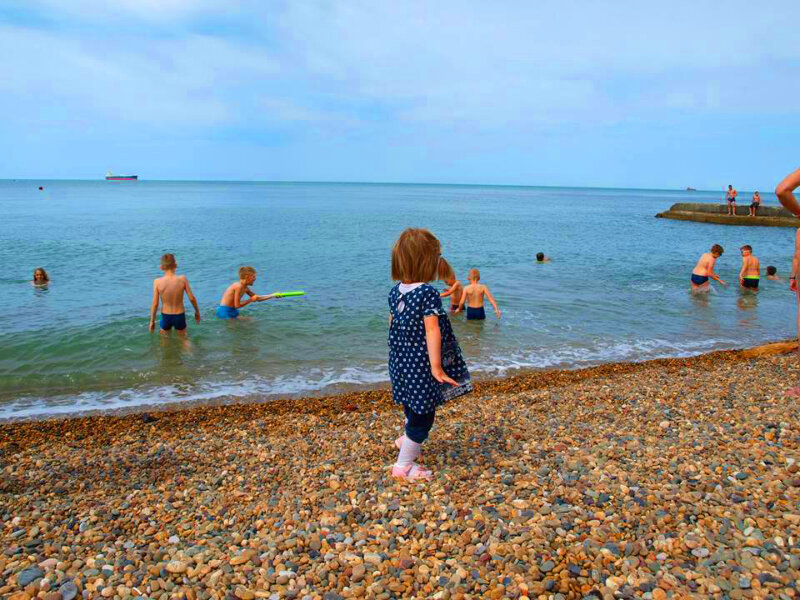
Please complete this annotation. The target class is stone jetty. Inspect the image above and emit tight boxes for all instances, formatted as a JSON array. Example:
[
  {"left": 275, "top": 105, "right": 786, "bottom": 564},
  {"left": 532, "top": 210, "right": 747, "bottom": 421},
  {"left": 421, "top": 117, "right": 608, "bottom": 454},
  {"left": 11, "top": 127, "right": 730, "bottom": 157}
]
[
  {"left": 656, "top": 202, "right": 798, "bottom": 227},
  {"left": 1, "top": 344, "right": 799, "bottom": 599}
]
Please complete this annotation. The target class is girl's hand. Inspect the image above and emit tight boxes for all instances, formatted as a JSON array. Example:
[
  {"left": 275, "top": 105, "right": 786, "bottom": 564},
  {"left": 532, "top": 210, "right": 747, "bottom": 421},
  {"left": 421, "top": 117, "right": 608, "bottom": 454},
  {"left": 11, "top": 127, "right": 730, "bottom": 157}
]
[{"left": 431, "top": 368, "right": 458, "bottom": 387}]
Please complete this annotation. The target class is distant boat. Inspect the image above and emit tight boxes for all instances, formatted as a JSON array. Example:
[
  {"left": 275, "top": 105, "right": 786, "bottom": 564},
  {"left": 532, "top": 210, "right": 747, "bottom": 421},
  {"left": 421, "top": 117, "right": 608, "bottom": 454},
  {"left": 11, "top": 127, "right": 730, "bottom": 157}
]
[
  {"left": 106, "top": 171, "right": 138, "bottom": 181},
  {"left": 686, "top": 187, "right": 696, "bottom": 191}
]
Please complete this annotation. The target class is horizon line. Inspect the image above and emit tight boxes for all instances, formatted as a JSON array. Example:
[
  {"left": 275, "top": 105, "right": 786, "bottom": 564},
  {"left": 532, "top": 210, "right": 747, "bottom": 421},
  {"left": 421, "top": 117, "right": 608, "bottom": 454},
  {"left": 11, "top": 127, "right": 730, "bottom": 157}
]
[{"left": 0, "top": 177, "right": 774, "bottom": 195}]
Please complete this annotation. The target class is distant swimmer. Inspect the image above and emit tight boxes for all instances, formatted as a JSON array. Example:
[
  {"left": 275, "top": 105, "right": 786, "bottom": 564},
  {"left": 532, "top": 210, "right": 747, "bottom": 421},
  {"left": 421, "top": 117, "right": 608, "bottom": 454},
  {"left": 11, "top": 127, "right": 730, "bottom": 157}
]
[
  {"left": 535, "top": 252, "right": 551, "bottom": 263},
  {"left": 766, "top": 266, "right": 782, "bottom": 281},
  {"left": 32, "top": 267, "right": 49, "bottom": 286},
  {"left": 690, "top": 244, "right": 726, "bottom": 292},
  {"left": 38, "top": 186, "right": 43, "bottom": 191},
  {"left": 726, "top": 185, "right": 738, "bottom": 216},
  {"left": 739, "top": 245, "right": 760, "bottom": 291},
  {"left": 149, "top": 253, "right": 201, "bottom": 336},
  {"left": 440, "top": 270, "right": 463, "bottom": 314},
  {"left": 216, "top": 266, "right": 274, "bottom": 319},
  {"left": 749, "top": 191, "right": 761, "bottom": 217},
  {"left": 456, "top": 268, "right": 501, "bottom": 320}
]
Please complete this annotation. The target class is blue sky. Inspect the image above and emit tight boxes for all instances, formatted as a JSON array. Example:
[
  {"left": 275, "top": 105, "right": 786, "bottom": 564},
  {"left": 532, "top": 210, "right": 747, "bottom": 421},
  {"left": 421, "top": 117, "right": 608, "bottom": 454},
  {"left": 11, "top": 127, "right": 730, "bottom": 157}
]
[{"left": 1, "top": 0, "right": 798, "bottom": 189}]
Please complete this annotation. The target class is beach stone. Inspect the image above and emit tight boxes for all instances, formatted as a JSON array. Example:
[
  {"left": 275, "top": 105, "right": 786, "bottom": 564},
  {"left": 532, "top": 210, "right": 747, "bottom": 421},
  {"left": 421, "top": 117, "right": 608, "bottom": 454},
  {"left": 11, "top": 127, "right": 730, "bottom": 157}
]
[
  {"left": 17, "top": 567, "right": 44, "bottom": 587},
  {"left": 166, "top": 560, "right": 187, "bottom": 574},
  {"left": 235, "top": 586, "right": 255, "bottom": 600},
  {"left": 59, "top": 581, "right": 78, "bottom": 600},
  {"left": 351, "top": 563, "right": 366, "bottom": 582}
]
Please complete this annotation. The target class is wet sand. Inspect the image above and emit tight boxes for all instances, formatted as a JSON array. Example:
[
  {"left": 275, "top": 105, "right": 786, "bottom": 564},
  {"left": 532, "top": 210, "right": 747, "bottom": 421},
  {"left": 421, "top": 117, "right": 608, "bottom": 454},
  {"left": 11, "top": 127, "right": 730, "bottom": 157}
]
[{"left": 1, "top": 344, "right": 799, "bottom": 599}]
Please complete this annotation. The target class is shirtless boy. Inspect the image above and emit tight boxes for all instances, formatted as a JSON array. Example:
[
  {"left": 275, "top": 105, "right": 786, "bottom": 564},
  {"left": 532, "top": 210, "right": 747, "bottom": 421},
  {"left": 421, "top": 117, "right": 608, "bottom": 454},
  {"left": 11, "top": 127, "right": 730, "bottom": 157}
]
[
  {"left": 766, "top": 266, "right": 782, "bottom": 281},
  {"left": 216, "top": 266, "right": 274, "bottom": 319},
  {"left": 536, "top": 252, "right": 551, "bottom": 263},
  {"left": 456, "top": 268, "right": 501, "bottom": 320},
  {"left": 739, "top": 245, "right": 761, "bottom": 291},
  {"left": 691, "top": 244, "right": 726, "bottom": 292},
  {"left": 440, "top": 273, "right": 463, "bottom": 313},
  {"left": 726, "top": 185, "right": 738, "bottom": 216},
  {"left": 149, "top": 253, "right": 201, "bottom": 335}
]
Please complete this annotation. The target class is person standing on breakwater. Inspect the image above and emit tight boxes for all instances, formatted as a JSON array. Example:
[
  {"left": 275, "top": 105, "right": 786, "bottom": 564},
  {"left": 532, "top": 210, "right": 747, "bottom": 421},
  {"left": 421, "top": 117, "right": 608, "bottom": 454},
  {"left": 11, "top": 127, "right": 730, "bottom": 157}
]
[
  {"left": 691, "top": 245, "right": 726, "bottom": 292},
  {"left": 739, "top": 245, "right": 761, "bottom": 291},
  {"left": 726, "top": 185, "right": 738, "bottom": 216},
  {"left": 749, "top": 191, "right": 761, "bottom": 217},
  {"left": 456, "top": 268, "right": 502, "bottom": 320},
  {"left": 149, "top": 253, "right": 201, "bottom": 336},
  {"left": 388, "top": 228, "right": 471, "bottom": 481}
]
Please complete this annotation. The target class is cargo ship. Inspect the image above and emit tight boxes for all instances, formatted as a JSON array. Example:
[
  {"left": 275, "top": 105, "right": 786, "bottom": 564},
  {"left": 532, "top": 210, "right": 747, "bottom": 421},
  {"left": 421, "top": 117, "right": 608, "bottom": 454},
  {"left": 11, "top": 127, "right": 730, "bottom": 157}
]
[{"left": 106, "top": 171, "right": 138, "bottom": 181}]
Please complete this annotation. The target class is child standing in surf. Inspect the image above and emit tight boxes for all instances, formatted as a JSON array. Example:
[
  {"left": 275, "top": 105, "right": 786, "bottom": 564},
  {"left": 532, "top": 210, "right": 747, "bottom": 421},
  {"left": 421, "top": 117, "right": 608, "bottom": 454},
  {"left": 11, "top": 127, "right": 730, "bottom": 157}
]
[{"left": 388, "top": 228, "right": 471, "bottom": 481}]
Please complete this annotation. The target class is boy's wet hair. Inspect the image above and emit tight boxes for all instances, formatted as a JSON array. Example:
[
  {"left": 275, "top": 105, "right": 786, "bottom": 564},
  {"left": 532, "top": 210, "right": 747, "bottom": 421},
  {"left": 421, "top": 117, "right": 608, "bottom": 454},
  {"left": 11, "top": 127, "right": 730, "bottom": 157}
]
[
  {"left": 391, "top": 228, "right": 448, "bottom": 282},
  {"left": 711, "top": 244, "right": 724, "bottom": 255},
  {"left": 239, "top": 266, "right": 256, "bottom": 279},
  {"left": 468, "top": 268, "right": 481, "bottom": 281},
  {"left": 740, "top": 244, "right": 752, "bottom": 252},
  {"left": 767, "top": 266, "right": 777, "bottom": 275},
  {"left": 33, "top": 267, "right": 49, "bottom": 282},
  {"left": 536, "top": 252, "right": 545, "bottom": 262},
  {"left": 161, "top": 253, "right": 177, "bottom": 270}
]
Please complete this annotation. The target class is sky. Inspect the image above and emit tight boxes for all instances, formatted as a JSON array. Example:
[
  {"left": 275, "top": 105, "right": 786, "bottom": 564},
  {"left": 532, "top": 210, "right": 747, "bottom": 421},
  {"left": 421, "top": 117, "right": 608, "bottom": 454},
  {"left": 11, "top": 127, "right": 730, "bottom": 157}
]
[{"left": 1, "top": 0, "right": 798, "bottom": 189}]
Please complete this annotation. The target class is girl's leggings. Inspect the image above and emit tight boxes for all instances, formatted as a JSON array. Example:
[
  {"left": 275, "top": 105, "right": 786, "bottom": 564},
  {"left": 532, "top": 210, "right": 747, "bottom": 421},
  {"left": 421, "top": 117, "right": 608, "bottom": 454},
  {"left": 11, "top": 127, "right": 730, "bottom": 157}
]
[{"left": 404, "top": 404, "right": 436, "bottom": 443}]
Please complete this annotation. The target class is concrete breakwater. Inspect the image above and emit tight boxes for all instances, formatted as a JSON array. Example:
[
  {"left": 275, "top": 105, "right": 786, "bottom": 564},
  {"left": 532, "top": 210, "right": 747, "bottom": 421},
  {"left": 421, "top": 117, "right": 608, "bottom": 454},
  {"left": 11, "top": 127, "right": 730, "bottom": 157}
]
[{"left": 656, "top": 202, "right": 798, "bottom": 227}]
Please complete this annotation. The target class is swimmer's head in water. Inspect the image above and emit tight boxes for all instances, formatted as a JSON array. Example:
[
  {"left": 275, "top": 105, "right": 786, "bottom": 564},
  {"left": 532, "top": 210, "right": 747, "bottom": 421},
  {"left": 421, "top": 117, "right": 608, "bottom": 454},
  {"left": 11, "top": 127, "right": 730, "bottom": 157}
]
[
  {"left": 536, "top": 252, "right": 545, "bottom": 262},
  {"left": 468, "top": 268, "right": 480, "bottom": 282},
  {"left": 740, "top": 244, "right": 752, "bottom": 255},
  {"left": 711, "top": 244, "right": 724, "bottom": 257},
  {"left": 160, "top": 253, "right": 177, "bottom": 271},
  {"left": 767, "top": 266, "right": 777, "bottom": 276},
  {"left": 33, "top": 267, "right": 49, "bottom": 283}
]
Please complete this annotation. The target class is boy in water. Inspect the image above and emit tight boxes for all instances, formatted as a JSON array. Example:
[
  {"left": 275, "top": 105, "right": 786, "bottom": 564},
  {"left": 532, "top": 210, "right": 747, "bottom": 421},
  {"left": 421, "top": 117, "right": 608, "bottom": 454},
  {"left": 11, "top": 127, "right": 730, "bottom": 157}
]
[
  {"left": 149, "top": 253, "right": 201, "bottom": 335},
  {"left": 739, "top": 245, "right": 761, "bottom": 291},
  {"left": 440, "top": 272, "right": 464, "bottom": 313},
  {"left": 535, "top": 252, "right": 551, "bottom": 263},
  {"left": 766, "top": 266, "right": 782, "bottom": 281},
  {"left": 216, "top": 266, "right": 274, "bottom": 319},
  {"left": 456, "top": 268, "right": 501, "bottom": 320},
  {"left": 691, "top": 244, "right": 726, "bottom": 292}
]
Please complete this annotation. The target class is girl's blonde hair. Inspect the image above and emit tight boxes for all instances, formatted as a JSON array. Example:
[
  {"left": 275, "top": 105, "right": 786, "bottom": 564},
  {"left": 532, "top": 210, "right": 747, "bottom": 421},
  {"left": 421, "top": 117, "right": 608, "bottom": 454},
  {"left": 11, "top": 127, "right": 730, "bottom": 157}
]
[
  {"left": 391, "top": 228, "right": 451, "bottom": 282},
  {"left": 33, "top": 267, "right": 49, "bottom": 282}
]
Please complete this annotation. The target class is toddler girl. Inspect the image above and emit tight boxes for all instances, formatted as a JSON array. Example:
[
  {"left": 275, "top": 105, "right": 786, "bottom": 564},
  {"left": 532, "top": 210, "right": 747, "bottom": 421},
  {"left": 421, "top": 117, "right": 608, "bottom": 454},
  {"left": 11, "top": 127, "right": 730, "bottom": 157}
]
[{"left": 388, "top": 228, "right": 470, "bottom": 480}]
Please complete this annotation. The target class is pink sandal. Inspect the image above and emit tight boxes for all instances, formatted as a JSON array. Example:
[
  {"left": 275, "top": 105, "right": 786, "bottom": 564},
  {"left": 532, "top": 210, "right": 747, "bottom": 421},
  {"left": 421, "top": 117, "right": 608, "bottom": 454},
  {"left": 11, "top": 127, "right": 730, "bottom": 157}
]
[{"left": 391, "top": 463, "right": 432, "bottom": 480}]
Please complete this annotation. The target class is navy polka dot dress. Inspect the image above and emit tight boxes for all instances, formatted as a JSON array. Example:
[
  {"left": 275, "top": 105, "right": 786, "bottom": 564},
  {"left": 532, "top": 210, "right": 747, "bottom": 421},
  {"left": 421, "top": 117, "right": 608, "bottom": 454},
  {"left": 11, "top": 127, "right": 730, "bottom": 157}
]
[{"left": 388, "top": 283, "right": 470, "bottom": 414}]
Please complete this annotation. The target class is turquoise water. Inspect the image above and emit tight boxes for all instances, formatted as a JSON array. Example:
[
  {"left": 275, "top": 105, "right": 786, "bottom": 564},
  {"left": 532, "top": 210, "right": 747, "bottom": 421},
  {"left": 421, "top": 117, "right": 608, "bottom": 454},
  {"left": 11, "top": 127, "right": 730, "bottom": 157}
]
[{"left": 0, "top": 180, "right": 795, "bottom": 418}]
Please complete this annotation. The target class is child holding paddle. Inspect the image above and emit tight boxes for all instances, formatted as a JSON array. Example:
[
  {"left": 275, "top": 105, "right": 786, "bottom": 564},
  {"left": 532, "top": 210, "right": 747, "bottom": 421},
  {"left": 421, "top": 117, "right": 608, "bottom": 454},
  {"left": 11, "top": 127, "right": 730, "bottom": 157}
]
[{"left": 388, "top": 228, "right": 471, "bottom": 481}]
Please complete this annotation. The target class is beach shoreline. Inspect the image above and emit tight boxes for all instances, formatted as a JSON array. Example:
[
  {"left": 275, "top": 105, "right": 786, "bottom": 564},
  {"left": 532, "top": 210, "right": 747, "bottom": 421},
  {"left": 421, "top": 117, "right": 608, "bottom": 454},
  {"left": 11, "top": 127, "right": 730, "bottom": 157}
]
[
  {"left": 1, "top": 340, "right": 798, "bottom": 599},
  {"left": 2, "top": 339, "right": 797, "bottom": 426}
]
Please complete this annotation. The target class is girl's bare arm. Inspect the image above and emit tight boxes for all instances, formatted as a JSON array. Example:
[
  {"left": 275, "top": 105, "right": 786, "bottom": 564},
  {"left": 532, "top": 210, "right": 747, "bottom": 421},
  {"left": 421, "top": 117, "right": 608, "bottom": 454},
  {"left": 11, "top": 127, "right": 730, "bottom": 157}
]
[{"left": 424, "top": 315, "right": 457, "bottom": 386}]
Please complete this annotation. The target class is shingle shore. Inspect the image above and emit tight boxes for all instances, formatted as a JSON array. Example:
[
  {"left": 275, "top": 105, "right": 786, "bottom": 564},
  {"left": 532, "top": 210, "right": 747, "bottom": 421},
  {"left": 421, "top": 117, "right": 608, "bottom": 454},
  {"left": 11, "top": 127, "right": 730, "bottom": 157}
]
[{"left": 1, "top": 347, "right": 799, "bottom": 600}]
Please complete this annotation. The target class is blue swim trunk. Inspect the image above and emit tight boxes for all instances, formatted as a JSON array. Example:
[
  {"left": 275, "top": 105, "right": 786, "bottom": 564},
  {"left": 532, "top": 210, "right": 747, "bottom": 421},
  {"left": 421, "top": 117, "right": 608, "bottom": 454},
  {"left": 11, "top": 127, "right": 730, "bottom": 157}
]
[
  {"left": 216, "top": 305, "right": 240, "bottom": 319},
  {"left": 691, "top": 274, "right": 709, "bottom": 286},
  {"left": 160, "top": 313, "right": 187, "bottom": 331},
  {"left": 466, "top": 306, "right": 486, "bottom": 320}
]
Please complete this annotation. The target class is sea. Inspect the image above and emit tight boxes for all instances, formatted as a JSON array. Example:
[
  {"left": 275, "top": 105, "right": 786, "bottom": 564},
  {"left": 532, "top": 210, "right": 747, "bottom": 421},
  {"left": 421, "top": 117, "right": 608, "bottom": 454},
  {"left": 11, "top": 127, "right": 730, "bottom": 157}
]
[{"left": 0, "top": 180, "right": 795, "bottom": 419}]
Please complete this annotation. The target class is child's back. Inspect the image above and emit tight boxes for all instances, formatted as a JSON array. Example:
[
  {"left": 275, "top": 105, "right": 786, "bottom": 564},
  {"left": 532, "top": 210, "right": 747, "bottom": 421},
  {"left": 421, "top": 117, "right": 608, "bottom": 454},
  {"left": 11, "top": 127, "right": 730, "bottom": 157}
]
[
  {"left": 457, "top": 269, "right": 501, "bottom": 320},
  {"left": 155, "top": 272, "right": 189, "bottom": 313},
  {"left": 149, "top": 253, "right": 200, "bottom": 334}
]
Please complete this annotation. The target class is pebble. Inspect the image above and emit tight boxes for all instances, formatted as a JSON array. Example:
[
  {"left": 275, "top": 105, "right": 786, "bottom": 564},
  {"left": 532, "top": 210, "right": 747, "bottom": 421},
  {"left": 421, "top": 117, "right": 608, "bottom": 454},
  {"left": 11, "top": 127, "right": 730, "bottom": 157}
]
[{"left": 0, "top": 349, "right": 798, "bottom": 599}]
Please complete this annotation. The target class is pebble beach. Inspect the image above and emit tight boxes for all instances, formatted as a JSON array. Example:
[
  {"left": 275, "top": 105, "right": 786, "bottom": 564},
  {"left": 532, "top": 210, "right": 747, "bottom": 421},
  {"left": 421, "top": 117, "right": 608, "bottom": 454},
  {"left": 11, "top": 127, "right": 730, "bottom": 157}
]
[{"left": 1, "top": 346, "right": 799, "bottom": 600}]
